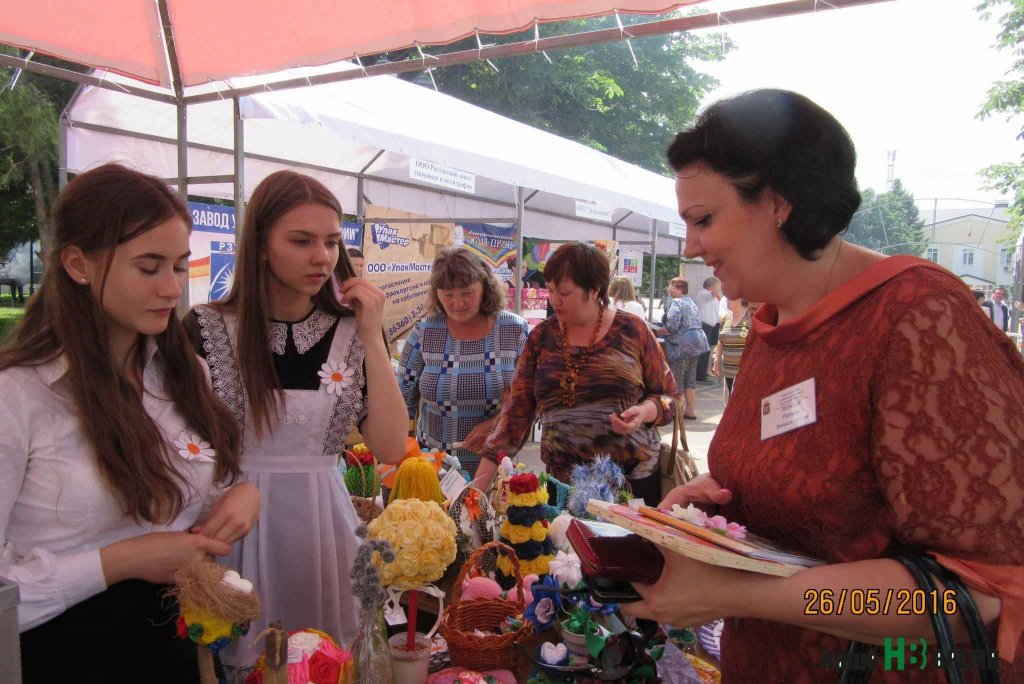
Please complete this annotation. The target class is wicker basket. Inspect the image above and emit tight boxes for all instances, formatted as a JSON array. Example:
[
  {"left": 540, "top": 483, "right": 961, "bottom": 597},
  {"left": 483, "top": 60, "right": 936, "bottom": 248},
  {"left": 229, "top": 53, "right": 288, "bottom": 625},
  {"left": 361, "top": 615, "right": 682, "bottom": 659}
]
[
  {"left": 351, "top": 496, "right": 383, "bottom": 524},
  {"left": 438, "top": 541, "right": 532, "bottom": 672}
]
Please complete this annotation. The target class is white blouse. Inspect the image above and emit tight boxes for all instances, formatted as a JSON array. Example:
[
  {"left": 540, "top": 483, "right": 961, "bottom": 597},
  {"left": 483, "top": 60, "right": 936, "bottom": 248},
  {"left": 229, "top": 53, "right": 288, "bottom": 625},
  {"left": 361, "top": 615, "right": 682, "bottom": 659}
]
[{"left": 0, "top": 340, "right": 224, "bottom": 631}]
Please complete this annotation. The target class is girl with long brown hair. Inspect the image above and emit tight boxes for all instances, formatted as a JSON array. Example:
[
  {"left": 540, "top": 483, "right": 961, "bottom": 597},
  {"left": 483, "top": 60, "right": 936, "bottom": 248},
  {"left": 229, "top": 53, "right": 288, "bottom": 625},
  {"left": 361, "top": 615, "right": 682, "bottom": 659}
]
[
  {"left": 184, "top": 170, "right": 406, "bottom": 670},
  {"left": 0, "top": 164, "right": 259, "bottom": 683}
]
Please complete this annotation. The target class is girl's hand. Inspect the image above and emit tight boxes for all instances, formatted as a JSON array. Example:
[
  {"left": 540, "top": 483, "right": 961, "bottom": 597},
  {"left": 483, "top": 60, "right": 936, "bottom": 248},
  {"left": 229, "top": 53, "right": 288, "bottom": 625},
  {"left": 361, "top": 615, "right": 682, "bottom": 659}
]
[
  {"left": 191, "top": 482, "right": 261, "bottom": 544},
  {"left": 338, "top": 278, "right": 387, "bottom": 340},
  {"left": 659, "top": 472, "right": 733, "bottom": 510},
  {"left": 100, "top": 532, "right": 231, "bottom": 585}
]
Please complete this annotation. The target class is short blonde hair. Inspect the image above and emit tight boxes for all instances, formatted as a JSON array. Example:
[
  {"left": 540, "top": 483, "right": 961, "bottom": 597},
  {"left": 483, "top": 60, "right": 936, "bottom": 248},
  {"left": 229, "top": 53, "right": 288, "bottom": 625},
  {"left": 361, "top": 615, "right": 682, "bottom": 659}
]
[{"left": 427, "top": 247, "right": 506, "bottom": 317}]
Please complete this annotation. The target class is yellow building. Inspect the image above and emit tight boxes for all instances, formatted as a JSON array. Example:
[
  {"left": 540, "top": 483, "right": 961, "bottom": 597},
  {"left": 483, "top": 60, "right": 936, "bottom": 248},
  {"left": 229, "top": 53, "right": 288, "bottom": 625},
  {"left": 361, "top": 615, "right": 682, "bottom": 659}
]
[{"left": 920, "top": 205, "right": 1013, "bottom": 296}]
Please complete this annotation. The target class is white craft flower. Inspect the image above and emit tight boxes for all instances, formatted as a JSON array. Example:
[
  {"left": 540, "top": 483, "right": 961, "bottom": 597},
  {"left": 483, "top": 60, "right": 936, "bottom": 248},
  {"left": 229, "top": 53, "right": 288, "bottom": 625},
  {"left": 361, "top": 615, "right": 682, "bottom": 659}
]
[
  {"left": 174, "top": 431, "right": 215, "bottom": 462},
  {"left": 318, "top": 360, "right": 354, "bottom": 395},
  {"left": 670, "top": 503, "right": 709, "bottom": 527},
  {"left": 548, "top": 550, "right": 582, "bottom": 588}
]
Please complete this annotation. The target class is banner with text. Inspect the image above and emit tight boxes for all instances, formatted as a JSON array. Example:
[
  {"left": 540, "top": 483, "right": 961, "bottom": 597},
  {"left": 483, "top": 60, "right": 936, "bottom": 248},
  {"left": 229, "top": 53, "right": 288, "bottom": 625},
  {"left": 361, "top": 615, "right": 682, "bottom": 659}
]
[
  {"left": 187, "top": 202, "right": 237, "bottom": 305},
  {"left": 363, "top": 206, "right": 455, "bottom": 341},
  {"left": 458, "top": 222, "right": 517, "bottom": 283},
  {"left": 618, "top": 248, "right": 644, "bottom": 287}
]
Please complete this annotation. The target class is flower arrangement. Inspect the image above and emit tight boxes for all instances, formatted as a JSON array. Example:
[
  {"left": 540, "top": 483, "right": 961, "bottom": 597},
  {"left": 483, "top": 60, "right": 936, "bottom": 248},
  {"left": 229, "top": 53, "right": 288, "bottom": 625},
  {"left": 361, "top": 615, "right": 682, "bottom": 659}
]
[
  {"left": 367, "top": 498, "right": 457, "bottom": 589},
  {"left": 351, "top": 525, "right": 396, "bottom": 683},
  {"left": 565, "top": 455, "right": 628, "bottom": 518},
  {"left": 669, "top": 504, "right": 747, "bottom": 540},
  {"left": 344, "top": 444, "right": 380, "bottom": 498},
  {"left": 244, "top": 628, "right": 354, "bottom": 684}
]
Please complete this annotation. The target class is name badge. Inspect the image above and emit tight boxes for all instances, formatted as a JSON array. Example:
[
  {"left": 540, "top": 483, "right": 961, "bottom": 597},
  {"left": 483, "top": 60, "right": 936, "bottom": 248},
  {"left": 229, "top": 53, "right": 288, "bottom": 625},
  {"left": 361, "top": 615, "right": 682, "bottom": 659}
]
[{"left": 760, "top": 377, "right": 817, "bottom": 440}]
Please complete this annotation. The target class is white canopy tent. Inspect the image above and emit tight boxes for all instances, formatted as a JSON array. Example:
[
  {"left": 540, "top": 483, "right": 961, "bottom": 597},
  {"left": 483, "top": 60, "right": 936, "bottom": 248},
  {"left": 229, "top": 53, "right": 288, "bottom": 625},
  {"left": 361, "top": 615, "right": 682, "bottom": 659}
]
[{"left": 65, "top": 62, "right": 688, "bottom": 311}]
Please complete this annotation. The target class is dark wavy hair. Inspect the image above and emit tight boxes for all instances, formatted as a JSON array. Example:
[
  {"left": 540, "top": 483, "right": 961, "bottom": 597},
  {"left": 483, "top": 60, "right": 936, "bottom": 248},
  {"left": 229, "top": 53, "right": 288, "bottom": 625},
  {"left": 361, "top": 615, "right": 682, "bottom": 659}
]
[
  {"left": 666, "top": 89, "right": 861, "bottom": 260},
  {"left": 542, "top": 242, "right": 610, "bottom": 308}
]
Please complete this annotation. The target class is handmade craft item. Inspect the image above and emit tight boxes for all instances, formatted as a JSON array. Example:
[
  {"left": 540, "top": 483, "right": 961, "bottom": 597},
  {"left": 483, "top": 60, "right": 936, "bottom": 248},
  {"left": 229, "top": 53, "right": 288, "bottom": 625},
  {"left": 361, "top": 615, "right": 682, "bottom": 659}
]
[
  {"left": 565, "top": 455, "right": 629, "bottom": 518},
  {"left": 388, "top": 454, "right": 446, "bottom": 504},
  {"left": 495, "top": 472, "right": 555, "bottom": 590},
  {"left": 377, "top": 437, "right": 443, "bottom": 491},
  {"left": 351, "top": 524, "right": 397, "bottom": 683},
  {"left": 244, "top": 626, "right": 355, "bottom": 684},
  {"left": 171, "top": 561, "right": 261, "bottom": 684},
  {"left": 448, "top": 486, "right": 496, "bottom": 562},
  {"left": 368, "top": 497, "right": 457, "bottom": 664},
  {"left": 344, "top": 443, "right": 379, "bottom": 497}
]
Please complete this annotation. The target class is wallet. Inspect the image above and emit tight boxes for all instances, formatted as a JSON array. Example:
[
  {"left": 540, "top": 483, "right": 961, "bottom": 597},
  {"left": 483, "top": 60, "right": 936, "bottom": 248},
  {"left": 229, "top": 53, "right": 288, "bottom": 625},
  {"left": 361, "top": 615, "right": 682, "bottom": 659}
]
[{"left": 566, "top": 518, "right": 665, "bottom": 602}]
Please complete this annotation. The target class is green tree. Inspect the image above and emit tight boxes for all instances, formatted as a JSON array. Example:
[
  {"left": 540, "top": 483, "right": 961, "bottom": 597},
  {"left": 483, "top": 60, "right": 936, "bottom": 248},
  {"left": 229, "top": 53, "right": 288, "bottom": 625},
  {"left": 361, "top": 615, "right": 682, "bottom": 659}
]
[
  {"left": 977, "top": 0, "right": 1024, "bottom": 240},
  {"left": 398, "top": 15, "right": 731, "bottom": 174},
  {"left": 0, "top": 179, "right": 36, "bottom": 257},
  {"left": 0, "top": 52, "right": 80, "bottom": 253},
  {"left": 846, "top": 179, "right": 928, "bottom": 256}
]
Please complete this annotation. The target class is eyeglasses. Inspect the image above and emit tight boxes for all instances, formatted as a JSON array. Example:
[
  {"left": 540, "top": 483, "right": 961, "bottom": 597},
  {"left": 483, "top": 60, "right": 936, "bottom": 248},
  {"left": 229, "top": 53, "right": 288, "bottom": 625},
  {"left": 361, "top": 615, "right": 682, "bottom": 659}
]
[{"left": 518, "top": 630, "right": 646, "bottom": 681}]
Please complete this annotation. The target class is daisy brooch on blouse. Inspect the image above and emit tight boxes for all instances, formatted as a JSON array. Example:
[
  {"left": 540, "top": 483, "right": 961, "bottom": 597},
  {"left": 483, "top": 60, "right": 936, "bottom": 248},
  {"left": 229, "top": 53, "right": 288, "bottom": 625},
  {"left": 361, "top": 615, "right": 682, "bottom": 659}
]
[
  {"left": 174, "top": 431, "right": 216, "bottom": 462},
  {"left": 318, "top": 360, "right": 354, "bottom": 395}
]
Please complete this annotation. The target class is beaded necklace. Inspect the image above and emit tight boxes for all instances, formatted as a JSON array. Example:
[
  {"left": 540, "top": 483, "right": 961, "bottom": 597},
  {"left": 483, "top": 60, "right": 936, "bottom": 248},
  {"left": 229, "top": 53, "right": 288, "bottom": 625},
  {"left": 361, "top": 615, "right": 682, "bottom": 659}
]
[{"left": 558, "top": 306, "right": 605, "bottom": 407}]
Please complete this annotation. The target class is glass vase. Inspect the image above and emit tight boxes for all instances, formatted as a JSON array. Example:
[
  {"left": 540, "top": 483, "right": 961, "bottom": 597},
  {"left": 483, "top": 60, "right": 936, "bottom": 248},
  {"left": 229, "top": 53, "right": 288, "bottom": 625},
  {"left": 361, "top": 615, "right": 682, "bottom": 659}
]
[{"left": 352, "top": 605, "right": 393, "bottom": 683}]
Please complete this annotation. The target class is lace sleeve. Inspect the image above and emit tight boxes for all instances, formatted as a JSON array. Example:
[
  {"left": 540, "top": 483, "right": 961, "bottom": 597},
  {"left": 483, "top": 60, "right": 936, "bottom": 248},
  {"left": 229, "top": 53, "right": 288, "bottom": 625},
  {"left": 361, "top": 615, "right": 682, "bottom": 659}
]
[{"left": 872, "top": 290, "right": 1024, "bottom": 563}]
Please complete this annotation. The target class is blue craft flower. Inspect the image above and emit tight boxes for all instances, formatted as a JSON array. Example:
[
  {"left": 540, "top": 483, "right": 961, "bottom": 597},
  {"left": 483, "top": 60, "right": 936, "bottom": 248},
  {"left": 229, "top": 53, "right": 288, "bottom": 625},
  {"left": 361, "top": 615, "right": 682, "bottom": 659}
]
[
  {"left": 530, "top": 574, "right": 564, "bottom": 611},
  {"left": 581, "top": 596, "right": 619, "bottom": 615},
  {"left": 525, "top": 596, "right": 556, "bottom": 634}
]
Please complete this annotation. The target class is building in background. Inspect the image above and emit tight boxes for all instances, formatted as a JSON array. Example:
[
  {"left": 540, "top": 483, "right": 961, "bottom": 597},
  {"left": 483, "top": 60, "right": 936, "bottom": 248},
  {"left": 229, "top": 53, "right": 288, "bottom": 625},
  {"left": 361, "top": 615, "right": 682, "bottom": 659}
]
[{"left": 919, "top": 204, "right": 1012, "bottom": 297}]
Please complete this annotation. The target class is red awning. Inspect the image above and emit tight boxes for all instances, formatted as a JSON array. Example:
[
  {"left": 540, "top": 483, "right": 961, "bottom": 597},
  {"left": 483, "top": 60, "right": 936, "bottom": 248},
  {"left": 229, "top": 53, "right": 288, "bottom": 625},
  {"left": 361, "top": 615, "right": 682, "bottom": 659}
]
[{"left": 0, "top": 0, "right": 705, "bottom": 89}]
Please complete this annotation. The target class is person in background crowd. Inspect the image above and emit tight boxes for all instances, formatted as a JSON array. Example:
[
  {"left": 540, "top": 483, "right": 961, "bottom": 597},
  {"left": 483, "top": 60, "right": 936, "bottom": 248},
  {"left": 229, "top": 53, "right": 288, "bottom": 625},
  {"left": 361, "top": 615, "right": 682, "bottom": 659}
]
[
  {"left": 0, "top": 164, "right": 258, "bottom": 683},
  {"left": 623, "top": 89, "right": 1024, "bottom": 682},
  {"left": 713, "top": 297, "right": 758, "bottom": 402},
  {"left": 658, "top": 277, "right": 707, "bottom": 420},
  {"left": 346, "top": 247, "right": 365, "bottom": 277},
  {"left": 694, "top": 276, "right": 722, "bottom": 382},
  {"left": 988, "top": 286, "right": 1010, "bottom": 332},
  {"left": 476, "top": 242, "right": 679, "bottom": 506},
  {"left": 184, "top": 170, "right": 406, "bottom": 673},
  {"left": 608, "top": 275, "right": 649, "bottom": 320},
  {"left": 398, "top": 247, "right": 528, "bottom": 482}
]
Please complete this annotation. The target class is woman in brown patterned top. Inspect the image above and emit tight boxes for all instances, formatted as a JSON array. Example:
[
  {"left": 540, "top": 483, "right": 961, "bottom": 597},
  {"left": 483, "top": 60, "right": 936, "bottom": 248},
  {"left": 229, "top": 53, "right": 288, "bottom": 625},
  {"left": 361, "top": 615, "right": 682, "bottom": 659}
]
[{"left": 479, "top": 242, "right": 679, "bottom": 505}]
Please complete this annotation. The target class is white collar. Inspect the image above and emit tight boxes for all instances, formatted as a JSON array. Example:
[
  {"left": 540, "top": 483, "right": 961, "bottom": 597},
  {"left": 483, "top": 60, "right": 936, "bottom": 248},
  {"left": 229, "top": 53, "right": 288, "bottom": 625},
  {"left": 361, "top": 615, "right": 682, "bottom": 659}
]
[{"left": 267, "top": 309, "right": 337, "bottom": 355}]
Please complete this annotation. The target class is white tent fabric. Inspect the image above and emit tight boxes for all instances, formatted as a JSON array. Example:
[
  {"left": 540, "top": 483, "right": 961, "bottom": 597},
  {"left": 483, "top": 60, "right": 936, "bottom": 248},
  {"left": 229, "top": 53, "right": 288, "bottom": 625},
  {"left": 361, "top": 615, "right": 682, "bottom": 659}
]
[{"left": 66, "top": 63, "right": 684, "bottom": 250}]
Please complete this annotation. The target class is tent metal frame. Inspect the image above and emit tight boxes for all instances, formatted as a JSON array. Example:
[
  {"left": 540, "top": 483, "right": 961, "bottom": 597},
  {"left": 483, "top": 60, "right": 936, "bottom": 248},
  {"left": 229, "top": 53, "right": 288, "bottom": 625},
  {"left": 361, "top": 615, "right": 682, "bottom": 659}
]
[{"left": 22, "top": 0, "right": 894, "bottom": 311}]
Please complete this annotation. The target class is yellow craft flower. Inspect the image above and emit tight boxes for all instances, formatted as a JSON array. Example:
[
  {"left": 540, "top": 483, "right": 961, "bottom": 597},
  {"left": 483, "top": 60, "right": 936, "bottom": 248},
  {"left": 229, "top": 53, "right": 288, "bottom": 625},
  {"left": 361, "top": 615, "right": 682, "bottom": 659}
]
[{"left": 367, "top": 498, "right": 457, "bottom": 589}]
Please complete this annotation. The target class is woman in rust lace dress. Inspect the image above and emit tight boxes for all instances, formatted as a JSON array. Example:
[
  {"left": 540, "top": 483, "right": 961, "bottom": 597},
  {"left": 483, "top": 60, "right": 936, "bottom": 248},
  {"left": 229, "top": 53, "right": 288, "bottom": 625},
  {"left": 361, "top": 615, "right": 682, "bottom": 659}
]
[{"left": 621, "top": 90, "right": 1024, "bottom": 682}]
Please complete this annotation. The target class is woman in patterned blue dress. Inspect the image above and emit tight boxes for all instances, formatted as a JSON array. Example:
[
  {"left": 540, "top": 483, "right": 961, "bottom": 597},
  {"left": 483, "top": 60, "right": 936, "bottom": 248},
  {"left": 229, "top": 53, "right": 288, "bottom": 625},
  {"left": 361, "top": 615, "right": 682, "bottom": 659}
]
[{"left": 397, "top": 247, "right": 528, "bottom": 486}]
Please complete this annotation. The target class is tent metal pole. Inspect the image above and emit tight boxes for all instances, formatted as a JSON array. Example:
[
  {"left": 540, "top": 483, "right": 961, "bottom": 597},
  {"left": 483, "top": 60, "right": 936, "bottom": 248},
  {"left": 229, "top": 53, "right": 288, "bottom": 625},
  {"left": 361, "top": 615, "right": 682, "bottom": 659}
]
[
  {"left": 648, "top": 218, "right": 658, "bottom": 321},
  {"left": 182, "top": 0, "right": 895, "bottom": 105},
  {"left": 233, "top": 98, "right": 245, "bottom": 227},
  {"left": 514, "top": 187, "right": 526, "bottom": 316},
  {"left": 0, "top": 53, "right": 177, "bottom": 104},
  {"left": 356, "top": 176, "right": 365, "bottom": 220},
  {"left": 58, "top": 116, "right": 69, "bottom": 189}
]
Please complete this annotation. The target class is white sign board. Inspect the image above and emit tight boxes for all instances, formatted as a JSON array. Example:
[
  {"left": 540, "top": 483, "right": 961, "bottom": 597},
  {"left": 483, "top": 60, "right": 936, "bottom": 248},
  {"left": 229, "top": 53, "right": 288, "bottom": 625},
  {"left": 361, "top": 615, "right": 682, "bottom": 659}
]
[
  {"left": 575, "top": 199, "right": 613, "bottom": 223},
  {"left": 618, "top": 248, "right": 644, "bottom": 287},
  {"left": 668, "top": 222, "right": 686, "bottom": 239},
  {"left": 410, "top": 158, "right": 476, "bottom": 194}
]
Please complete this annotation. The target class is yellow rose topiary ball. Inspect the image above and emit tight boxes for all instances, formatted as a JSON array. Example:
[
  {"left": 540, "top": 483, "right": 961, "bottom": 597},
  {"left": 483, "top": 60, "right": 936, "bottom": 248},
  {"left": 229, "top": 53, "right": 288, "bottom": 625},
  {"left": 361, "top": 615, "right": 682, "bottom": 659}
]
[{"left": 367, "top": 498, "right": 457, "bottom": 589}]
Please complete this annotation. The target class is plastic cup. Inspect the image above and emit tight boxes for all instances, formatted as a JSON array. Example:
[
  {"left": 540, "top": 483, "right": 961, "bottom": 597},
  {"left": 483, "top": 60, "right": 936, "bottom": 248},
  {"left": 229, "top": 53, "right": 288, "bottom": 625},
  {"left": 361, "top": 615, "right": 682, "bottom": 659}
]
[{"left": 388, "top": 632, "right": 431, "bottom": 684}]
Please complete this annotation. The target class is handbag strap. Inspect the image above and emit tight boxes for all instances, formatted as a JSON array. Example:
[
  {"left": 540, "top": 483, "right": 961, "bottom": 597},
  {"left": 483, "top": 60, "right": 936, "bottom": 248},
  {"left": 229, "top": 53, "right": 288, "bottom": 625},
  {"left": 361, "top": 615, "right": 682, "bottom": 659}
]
[
  {"left": 916, "top": 554, "right": 1000, "bottom": 684},
  {"left": 894, "top": 554, "right": 965, "bottom": 684},
  {"left": 837, "top": 553, "right": 998, "bottom": 684}
]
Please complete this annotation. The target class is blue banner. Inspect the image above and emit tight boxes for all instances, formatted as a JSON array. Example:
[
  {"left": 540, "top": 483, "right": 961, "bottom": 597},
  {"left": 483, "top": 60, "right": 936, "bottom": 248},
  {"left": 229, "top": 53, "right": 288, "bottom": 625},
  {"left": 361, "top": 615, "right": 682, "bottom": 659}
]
[
  {"left": 209, "top": 243, "right": 236, "bottom": 302},
  {"left": 342, "top": 221, "right": 363, "bottom": 250},
  {"left": 188, "top": 202, "right": 235, "bottom": 234}
]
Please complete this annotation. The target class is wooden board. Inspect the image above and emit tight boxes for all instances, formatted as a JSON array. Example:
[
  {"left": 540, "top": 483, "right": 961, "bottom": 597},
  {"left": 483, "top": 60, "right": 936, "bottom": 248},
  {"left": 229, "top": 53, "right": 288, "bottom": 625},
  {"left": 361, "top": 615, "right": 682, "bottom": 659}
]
[{"left": 585, "top": 500, "right": 809, "bottom": 577}]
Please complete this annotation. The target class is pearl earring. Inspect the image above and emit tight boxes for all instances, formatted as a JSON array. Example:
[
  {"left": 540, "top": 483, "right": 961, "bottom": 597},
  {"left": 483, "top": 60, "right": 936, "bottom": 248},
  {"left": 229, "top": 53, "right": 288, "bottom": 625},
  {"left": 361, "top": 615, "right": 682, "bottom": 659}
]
[
  {"left": 79, "top": 278, "right": 88, "bottom": 284},
  {"left": 776, "top": 219, "right": 783, "bottom": 228}
]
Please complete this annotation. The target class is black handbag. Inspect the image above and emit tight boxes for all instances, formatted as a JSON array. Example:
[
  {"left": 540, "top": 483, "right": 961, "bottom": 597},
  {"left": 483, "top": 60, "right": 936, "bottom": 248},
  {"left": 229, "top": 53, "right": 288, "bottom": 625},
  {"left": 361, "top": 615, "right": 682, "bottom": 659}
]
[{"left": 837, "top": 553, "right": 999, "bottom": 684}]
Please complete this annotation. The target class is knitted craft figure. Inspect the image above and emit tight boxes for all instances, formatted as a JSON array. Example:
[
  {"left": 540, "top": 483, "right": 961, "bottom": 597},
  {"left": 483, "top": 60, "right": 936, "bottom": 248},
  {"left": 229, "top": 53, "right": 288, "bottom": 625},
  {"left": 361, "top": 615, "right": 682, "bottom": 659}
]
[
  {"left": 344, "top": 444, "right": 379, "bottom": 497},
  {"left": 388, "top": 455, "right": 445, "bottom": 504},
  {"left": 495, "top": 473, "right": 555, "bottom": 590}
]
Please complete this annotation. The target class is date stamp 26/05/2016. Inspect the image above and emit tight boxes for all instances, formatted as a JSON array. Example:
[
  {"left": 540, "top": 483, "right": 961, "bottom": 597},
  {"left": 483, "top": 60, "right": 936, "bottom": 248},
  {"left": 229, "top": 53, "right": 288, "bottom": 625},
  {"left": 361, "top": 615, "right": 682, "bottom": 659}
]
[{"left": 804, "top": 588, "right": 958, "bottom": 617}]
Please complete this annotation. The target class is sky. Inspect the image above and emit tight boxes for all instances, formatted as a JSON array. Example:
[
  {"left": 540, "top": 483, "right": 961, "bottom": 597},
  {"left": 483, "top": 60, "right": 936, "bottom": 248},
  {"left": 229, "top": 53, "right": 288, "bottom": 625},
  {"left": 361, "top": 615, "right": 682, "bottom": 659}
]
[{"left": 686, "top": 0, "right": 1020, "bottom": 212}]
